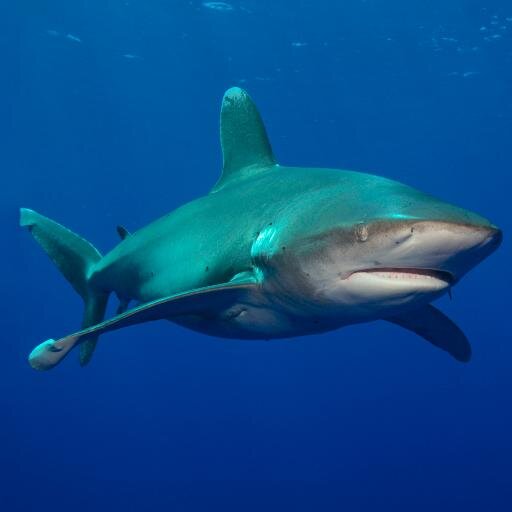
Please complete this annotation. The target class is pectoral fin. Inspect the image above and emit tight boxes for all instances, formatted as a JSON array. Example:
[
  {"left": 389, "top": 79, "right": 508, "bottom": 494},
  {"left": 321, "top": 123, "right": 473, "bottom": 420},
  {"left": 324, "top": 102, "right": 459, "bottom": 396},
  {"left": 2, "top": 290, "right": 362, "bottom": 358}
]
[
  {"left": 28, "top": 280, "right": 258, "bottom": 371},
  {"left": 386, "top": 305, "right": 471, "bottom": 362}
]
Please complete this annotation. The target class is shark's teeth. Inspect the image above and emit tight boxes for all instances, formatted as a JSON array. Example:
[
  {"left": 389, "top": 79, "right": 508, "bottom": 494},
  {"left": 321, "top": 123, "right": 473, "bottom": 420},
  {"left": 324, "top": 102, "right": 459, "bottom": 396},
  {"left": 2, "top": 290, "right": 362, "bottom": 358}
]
[{"left": 352, "top": 268, "right": 454, "bottom": 284}]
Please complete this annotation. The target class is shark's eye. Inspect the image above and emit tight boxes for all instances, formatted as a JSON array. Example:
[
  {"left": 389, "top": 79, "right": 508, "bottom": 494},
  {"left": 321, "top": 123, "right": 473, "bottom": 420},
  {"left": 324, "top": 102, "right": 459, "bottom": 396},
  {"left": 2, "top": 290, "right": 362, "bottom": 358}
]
[{"left": 355, "top": 223, "right": 369, "bottom": 242}]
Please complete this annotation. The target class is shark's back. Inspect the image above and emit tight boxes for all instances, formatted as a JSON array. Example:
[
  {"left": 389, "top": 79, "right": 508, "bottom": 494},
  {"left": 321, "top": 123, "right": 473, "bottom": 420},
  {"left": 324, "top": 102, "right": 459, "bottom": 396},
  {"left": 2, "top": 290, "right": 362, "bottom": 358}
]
[{"left": 90, "top": 165, "right": 336, "bottom": 301}]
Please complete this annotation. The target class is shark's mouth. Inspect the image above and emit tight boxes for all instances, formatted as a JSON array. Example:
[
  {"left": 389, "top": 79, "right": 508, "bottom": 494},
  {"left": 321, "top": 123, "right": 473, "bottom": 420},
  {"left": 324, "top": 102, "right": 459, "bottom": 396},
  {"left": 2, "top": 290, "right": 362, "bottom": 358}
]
[{"left": 349, "top": 268, "right": 454, "bottom": 285}]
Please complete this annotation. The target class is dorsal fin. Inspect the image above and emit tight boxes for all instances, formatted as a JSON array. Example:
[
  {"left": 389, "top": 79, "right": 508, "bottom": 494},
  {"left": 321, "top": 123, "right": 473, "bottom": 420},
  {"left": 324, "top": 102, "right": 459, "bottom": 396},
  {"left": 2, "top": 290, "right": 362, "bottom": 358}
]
[
  {"left": 212, "top": 87, "right": 276, "bottom": 192},
  {"left": 116, "top": 225, "right": 130, "bottom": 240}
]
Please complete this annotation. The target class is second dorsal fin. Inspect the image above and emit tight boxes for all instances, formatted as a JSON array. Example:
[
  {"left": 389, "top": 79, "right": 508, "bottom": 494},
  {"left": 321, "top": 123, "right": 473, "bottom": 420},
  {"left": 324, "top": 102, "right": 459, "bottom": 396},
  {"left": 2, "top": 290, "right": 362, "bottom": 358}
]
[
  {"left": 212, "top": 87, "right": 277, "bottom": 192},
  {"left": 116, "top": 225, "right": 130, "bottom": 240}
]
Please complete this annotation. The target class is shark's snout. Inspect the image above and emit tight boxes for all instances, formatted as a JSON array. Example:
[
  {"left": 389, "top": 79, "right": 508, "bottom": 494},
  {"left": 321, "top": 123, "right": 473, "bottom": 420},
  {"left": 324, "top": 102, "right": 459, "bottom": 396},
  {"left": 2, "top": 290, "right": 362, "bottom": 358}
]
[
  {"left": 484, "top": 225, "right": 503, "bottom": 251},
  {"left": 374, "top": 220, "right": 502, "bottom": 282}
]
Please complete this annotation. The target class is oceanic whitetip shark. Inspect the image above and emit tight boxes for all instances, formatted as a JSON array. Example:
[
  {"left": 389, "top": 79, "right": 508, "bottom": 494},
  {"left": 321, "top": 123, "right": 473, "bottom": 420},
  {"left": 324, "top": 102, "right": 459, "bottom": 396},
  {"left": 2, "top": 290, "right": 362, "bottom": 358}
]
[{"left": 21, "top": 87, "right": 502, "bottom": 371}]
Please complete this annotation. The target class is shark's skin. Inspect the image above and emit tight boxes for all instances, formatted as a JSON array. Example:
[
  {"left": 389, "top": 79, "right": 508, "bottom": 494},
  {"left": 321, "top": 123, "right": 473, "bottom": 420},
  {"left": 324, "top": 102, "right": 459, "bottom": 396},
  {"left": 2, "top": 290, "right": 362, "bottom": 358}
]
[{"left": 21, "top": 87, "right": 502, "bottom": 370}]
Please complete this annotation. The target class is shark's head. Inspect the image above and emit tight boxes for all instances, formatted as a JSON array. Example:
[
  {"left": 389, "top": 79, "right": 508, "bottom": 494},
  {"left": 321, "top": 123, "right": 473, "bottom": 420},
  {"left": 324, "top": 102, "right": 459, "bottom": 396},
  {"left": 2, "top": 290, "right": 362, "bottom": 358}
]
[
  {"left": 217, "top": 88, "right": 501, "bottom": 322},
  {"left": 259, "top": 169, "right": 502, "bottom": 319}
]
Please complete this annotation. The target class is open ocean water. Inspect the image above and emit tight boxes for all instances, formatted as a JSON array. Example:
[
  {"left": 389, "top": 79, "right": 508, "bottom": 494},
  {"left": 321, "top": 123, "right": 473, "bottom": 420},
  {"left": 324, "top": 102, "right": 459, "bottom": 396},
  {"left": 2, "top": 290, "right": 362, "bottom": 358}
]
[{"left": 4, "top": 1, "right": 512, "bottom": 510}]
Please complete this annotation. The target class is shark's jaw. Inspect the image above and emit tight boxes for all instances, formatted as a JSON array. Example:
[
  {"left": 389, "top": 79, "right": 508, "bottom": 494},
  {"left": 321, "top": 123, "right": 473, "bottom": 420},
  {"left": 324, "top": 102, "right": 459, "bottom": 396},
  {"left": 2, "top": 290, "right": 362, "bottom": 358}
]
[
  {"left": 317, "top": 267, "right": 452, "bottom": 316},
  {"left": 336, "top": 267, "right": 453, "bottom": 311},
  {"left": 347, "top": 267, "right": 454, "bottom": 287}
]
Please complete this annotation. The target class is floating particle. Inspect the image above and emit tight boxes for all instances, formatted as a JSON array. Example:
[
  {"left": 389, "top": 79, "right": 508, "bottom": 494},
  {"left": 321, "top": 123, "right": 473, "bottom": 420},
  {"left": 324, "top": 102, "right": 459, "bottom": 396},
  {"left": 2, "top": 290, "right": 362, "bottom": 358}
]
[
  {"left": 123, "top": 53, "right": 142, "bottom": 60},
  {"left": 202, "top": 1, "right": 234, "bottom": 11},
  {"left": 484, "top": 34, "right": 503, "bottom": 42},
  {"left": 291, "top": 41, "right": 308, "bottom": 47},
  {"left": 46, "top": 29, "right": 59, "bottom": 37},
  {"left": 66, "top": 33, "right": 82, "bottom": 43}
]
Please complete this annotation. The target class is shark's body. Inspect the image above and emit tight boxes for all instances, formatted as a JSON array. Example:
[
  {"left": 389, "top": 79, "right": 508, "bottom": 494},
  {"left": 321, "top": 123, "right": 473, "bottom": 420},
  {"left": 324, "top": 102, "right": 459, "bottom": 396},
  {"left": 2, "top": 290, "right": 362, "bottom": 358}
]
[{"left": 21, "top": 88, "right": 502, "bottom": 371}]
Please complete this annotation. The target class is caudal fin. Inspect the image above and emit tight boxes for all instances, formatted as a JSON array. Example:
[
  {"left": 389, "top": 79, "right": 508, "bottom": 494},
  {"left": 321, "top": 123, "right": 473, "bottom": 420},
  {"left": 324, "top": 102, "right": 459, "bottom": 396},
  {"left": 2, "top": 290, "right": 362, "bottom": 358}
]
[{"left": 20, "top": 208, "right": 109, "bottom": 366}]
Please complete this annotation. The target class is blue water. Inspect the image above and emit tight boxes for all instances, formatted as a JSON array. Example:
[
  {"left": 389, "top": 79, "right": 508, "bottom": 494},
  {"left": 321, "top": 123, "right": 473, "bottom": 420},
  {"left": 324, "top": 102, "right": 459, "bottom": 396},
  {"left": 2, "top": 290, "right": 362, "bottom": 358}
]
[{"left": 5, "top": 1, "right": 511, "bottom": 510}]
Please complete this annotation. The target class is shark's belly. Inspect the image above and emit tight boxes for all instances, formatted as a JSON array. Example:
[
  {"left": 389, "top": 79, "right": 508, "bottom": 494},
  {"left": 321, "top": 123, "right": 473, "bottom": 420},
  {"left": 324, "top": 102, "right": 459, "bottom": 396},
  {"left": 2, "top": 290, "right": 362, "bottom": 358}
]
[
  {"left": 171, "top": 305, "right": 292, "bottom": 339},
  {"left": 169, "top": 289, "right": 346, "bottom": 340}
]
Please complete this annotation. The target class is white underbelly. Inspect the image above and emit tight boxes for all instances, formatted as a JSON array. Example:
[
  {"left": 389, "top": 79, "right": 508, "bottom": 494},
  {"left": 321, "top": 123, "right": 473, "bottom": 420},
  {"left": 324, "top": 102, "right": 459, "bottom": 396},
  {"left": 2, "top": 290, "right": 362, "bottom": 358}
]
[{"left": 171, "top": 300, "right": 300, "bottom": 339}]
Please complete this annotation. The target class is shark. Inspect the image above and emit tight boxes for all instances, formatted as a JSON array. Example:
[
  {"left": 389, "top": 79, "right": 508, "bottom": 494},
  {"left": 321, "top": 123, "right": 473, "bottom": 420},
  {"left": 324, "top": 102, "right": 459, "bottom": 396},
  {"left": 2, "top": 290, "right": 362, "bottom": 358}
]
[{"left": 21, "top": 87, "right": 502, "bottom": 371}]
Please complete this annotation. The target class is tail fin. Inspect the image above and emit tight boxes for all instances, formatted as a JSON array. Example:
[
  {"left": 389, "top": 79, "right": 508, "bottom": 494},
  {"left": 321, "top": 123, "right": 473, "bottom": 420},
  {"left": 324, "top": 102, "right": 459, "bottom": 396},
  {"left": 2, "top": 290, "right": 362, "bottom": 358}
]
[{"left": 20, "top": 208, "right": 109, "bottom": 366}]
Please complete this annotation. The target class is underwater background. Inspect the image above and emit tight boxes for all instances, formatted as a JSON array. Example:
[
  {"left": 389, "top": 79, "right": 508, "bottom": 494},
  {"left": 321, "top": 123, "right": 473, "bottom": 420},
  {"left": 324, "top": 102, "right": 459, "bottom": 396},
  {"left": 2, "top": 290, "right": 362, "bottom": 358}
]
[{"left": 4, "top": 1, "right": 512, "bottom": 510}]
